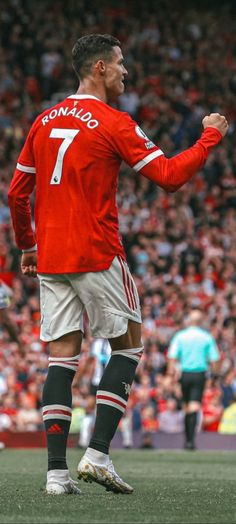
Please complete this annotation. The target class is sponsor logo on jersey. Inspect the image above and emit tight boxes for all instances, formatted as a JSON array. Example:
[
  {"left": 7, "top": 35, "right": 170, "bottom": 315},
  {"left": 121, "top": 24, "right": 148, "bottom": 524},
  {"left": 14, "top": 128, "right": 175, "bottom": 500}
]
[{"left": 145, "top": 140, "right": 155, "bottom": 149}]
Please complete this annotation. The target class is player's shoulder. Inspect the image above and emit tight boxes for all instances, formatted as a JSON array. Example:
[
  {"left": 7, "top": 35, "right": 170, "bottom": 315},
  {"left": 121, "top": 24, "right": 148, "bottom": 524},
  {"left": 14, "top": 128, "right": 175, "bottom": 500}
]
[
  {"left": 203, "top": 329, "right": 215, "bottom": 341},
  {"left": 31, "top": 97, "right": 130, "bottom": 126},
  {"left": 95, "top": 100, "right": 133, "bottom": 127},
  {"left": 30, "top": 99, "right": 68, "bottom": 128},
  {"left": 175, "top": 327, "right": 186, "bottom": 337},
  {"left": 194, "top": 326, "right": 213, "bottom": 342},
  {"left": 174, "top": 327, "right": 192, "bottom": 341},
  {"left": 26, "top": 102, "right": 63, "bottom": 140},
  {"left": 170, "top": 329, "right": 183, "bottom": 342}
]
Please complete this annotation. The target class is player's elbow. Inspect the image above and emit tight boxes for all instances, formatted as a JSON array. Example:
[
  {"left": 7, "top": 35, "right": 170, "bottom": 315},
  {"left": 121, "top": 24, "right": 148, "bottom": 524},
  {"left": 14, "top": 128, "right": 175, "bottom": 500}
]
[
  {"left": 8, "top": 190, "right": 14, "bottom": 208},
  {"left": 8, "top": 185, "right": 21, "bottom": 207},
  {"left": 211, "top": 360, "right": 221, "bottom": 375},
  {"left": 8, "top": 193, "right": 17, "bottom": 214},
  {"left": 166, "top": 186, "right": 178, "bottom": 193},
  {"left": 164, "top": 183, "right": 182, "bottom": 193}
]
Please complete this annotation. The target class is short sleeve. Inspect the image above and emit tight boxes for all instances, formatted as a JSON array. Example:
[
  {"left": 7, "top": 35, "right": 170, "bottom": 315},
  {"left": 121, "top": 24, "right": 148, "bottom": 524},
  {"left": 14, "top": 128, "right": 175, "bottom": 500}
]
[
  {"left": 207, "top": 335, "right": 220, "bottom": 362},
  {"left": 168, "top": 334, "right": 181, "bottom": 359}
]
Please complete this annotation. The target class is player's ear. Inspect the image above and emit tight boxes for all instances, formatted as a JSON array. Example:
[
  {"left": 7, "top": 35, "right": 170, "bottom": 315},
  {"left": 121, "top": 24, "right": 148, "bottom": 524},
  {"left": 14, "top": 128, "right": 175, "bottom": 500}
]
[{"left": 94, "top": 60, "right": 106, "bottom": 75}]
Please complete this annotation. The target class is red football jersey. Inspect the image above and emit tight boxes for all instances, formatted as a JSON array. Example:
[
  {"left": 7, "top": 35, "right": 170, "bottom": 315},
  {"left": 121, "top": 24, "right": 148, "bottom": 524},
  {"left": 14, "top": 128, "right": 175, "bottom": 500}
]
[{"left": 8, "top": 94, "right": 222, "bottom": 273}]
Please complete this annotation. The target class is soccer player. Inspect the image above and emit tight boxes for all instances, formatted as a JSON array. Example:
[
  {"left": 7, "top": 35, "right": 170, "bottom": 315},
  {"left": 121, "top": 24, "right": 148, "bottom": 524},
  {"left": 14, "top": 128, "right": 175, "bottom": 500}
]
[
  {"left": 167, "top": 309, "right": 220, "bottom": 450},
  {"left": 8, "top": 34, "right": 228, "bottom": 495}
]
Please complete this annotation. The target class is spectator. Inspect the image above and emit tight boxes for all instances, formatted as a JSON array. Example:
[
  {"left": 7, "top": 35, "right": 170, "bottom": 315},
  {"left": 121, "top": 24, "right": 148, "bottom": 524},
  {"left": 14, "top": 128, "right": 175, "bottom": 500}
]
[
  {"left": 0, "top": 0, "right": 235, "bottom": 447},
  {"left": 202, "top": 393, "right": 224, "bottom": 432},
  {"left": 218, "top": 393, "right": 236, "bottom": 434},
  {"left": 140, "top": 404, "right": 159, "bottom": 449},
  {"left": 15, "top": 391, "right": 42, "bottom": 431},
  {"left": 158, "top": 397, "right": 184, "bottom": 434},
  {"left": 220, "top": 370, "right": 235, "bottom": 408}
]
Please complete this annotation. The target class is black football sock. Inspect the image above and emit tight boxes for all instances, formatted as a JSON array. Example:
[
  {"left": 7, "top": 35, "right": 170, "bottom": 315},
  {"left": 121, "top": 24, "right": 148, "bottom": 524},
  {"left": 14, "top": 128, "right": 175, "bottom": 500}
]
[
  {"left": 42, "top": 355, "right": 79, "bottom": 471},
  {"left": 184, "top": 413, "right": 191, "bottom": 444},
  {"left": 89, "top": 347, "right": 143, "bottom": 455},
  {"left": 188, "top": 411, "right": 198, "bottom": 446}
]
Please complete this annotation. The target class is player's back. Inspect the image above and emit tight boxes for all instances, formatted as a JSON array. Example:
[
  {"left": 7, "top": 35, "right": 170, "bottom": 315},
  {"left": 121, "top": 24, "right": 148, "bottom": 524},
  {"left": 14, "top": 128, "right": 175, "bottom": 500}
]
[
  {"left": 22, "top": 95, "right": 125, "bottom": 273},
  {"left": 33, "top": 95, "right": 121, "bottom": 223},
  {"left": 14, "top": 92, "right": 163, "bottom": 273}
]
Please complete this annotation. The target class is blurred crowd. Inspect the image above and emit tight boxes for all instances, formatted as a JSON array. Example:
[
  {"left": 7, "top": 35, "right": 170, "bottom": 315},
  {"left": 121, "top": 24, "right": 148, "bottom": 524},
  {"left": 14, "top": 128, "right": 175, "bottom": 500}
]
[{"left": 0, "top": 0, "right": 236, "bottom": 444}]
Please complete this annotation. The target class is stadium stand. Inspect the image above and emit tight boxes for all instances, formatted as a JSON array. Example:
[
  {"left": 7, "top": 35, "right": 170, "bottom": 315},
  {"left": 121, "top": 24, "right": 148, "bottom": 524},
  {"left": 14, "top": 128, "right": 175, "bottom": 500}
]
[{"left": 0, "top": 0, "right": 236, "bottom": 447}]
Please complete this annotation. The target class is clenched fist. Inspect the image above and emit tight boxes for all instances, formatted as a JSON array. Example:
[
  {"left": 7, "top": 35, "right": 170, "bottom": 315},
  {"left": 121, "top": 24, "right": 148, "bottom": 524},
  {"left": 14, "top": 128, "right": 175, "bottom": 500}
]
[
  {"left": 21, "top": 251, "right": 37, "bottom": 278},
  {"left": 202, "top": 113, "right": 229, "bottom": 137}
]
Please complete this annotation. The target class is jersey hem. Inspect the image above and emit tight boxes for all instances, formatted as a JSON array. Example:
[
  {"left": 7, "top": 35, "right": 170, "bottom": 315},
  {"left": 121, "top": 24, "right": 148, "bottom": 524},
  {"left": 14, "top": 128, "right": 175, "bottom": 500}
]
[
  {"left": 40, "top": 325, "right": 84, "bottom": 342},
  {"left": 181, "top": 369, "right": 207, "bottom": 373},
  {"left": 37, "top": 254, "right": 126, "bottom": 274}
]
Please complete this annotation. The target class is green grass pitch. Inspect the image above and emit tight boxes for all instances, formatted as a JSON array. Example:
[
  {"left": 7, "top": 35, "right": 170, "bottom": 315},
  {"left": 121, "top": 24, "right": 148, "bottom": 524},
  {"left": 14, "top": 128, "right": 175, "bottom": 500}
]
[{"left": 0, "top": 449, "right": 235, "bottom": 524}]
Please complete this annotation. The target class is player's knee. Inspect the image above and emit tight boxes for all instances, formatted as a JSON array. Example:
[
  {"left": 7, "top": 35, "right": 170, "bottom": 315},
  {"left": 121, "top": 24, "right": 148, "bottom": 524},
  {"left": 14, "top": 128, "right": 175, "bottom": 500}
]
[
  {"left": 49, "top": 330, "right": 83, "bottom": 358},
  {"left": 187, "top": 401, "right": 201, "bottom": 413},
  {"left": 111, "top": 346, "right": 144, "bottom": 364}
]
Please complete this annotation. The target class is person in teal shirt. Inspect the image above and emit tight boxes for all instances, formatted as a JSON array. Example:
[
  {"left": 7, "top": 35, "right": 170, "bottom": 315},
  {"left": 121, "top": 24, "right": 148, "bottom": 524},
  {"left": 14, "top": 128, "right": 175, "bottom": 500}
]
[{"left": 167, "top": 309, "right": 220, "bottom": 449}]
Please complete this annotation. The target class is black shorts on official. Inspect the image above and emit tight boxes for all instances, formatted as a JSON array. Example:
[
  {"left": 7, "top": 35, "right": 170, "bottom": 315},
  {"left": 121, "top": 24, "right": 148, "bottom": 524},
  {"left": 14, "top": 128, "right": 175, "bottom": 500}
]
[{"left": 180, "top": 371, "right": 206, "bottom": 403}]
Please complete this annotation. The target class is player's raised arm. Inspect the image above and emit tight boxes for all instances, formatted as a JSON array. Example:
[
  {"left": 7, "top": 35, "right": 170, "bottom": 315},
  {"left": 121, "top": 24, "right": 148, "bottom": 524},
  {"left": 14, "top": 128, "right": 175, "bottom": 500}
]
[{"left": 138, "top": 113, "right": 228, "bottom": 192}]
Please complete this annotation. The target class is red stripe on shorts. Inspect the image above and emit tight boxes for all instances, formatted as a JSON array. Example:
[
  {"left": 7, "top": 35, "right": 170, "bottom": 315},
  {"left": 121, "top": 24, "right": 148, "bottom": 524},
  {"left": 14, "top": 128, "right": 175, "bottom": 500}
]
[
  {"left": 118, "top": 256, "right": 133, "bottom": 309},
  {"left": 126, "top": 271, "right": 136, "bottom": 310}
]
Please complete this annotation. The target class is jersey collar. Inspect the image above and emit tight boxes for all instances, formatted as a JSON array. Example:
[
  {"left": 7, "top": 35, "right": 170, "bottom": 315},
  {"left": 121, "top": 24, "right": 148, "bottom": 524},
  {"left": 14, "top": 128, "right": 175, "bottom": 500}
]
[{"left": 67, "top": 94, "right": 101, "bottom": 101}]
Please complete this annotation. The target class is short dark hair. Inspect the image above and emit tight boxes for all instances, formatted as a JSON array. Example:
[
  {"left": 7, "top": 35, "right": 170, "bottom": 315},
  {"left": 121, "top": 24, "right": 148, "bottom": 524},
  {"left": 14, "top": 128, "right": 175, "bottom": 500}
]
[{"left": 72, "top": 34, "right": 121, "bottom": 80}]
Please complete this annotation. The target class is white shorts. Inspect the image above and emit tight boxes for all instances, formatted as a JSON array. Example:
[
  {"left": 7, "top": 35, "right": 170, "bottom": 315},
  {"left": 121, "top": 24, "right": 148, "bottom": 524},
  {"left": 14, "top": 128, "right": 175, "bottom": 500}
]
[{"left": 38, "top": 256, "right": 141, "bottom": 342}]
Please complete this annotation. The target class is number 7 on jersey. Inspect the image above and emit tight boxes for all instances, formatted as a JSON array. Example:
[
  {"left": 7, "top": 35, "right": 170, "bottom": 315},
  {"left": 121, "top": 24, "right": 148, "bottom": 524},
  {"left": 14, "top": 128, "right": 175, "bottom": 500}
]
[{"left": 49, "top": 128, "right": 80, "bottom": 185}]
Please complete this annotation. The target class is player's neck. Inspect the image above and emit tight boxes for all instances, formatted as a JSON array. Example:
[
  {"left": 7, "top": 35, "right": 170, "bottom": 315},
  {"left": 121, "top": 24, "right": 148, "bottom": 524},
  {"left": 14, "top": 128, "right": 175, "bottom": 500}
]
[{"left": 76, "top": 78, "right": 108, "bottom": 104}]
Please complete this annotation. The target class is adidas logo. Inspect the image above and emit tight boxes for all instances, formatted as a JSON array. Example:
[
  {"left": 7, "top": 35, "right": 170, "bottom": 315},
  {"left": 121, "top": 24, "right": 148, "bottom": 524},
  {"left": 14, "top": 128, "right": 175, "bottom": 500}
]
[{"left": 47, "top": 423, "right": 64, "bottom": 435}]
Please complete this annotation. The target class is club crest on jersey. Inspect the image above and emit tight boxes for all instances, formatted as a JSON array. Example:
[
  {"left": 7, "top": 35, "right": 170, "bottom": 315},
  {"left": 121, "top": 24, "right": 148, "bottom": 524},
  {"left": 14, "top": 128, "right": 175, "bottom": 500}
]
[
  {"left": 135, "top": 125, "right": 149, "bottom": 140},
  {"left": 135, "top": 125, "right": 155, "bottom": 149}
]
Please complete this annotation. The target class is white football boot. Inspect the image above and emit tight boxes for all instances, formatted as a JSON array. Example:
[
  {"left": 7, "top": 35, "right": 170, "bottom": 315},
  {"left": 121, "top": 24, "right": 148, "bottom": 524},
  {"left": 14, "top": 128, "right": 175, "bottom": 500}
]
[
  {"left": 46, "top": 469, "right": 81, "bottom": 495},
  {"left": 77, "top": 455, "right": 133, "bottom": 494}
]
